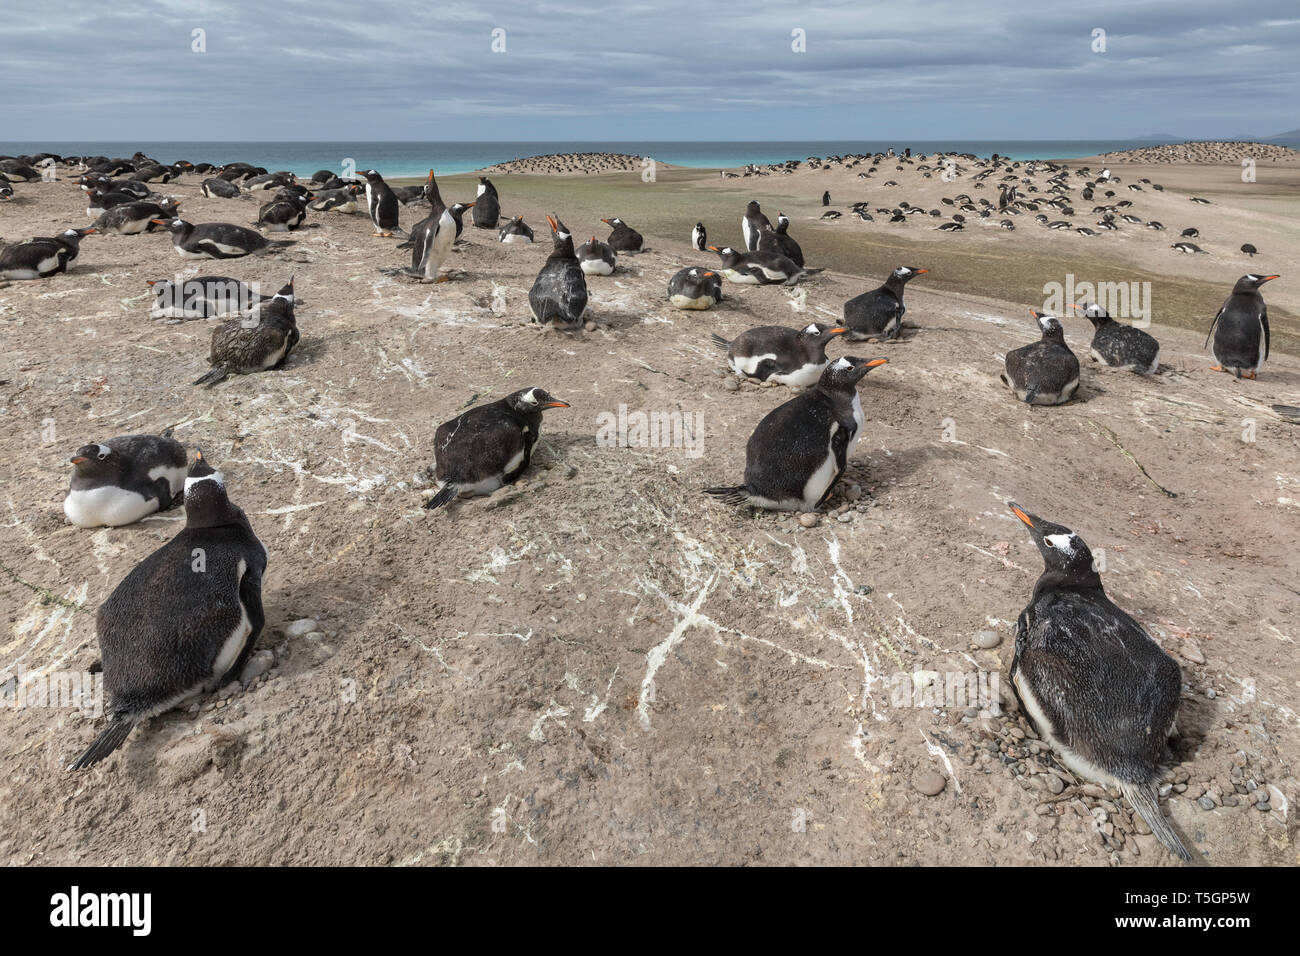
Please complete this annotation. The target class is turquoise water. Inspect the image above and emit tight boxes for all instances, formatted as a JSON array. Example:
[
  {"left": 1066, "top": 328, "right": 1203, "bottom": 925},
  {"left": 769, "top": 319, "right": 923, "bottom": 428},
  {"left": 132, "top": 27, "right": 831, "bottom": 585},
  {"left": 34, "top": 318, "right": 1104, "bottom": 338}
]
[{"left": 4, "top": 140, "right": 1275, "bottom": 178}]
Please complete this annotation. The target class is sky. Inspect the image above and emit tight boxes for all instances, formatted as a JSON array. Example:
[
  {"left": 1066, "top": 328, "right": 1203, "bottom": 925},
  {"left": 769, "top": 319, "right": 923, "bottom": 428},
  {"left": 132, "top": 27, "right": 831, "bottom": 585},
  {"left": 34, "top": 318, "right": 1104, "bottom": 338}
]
[{"left": 1, "top": 0, "right": 1297, "bottom": 142}]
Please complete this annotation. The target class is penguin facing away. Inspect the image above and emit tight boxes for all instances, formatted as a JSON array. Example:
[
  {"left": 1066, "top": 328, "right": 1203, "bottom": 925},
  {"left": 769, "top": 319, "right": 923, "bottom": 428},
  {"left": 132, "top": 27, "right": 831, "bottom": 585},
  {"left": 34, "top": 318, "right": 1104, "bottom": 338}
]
[
  {"left": 528, "top": 215, "right": 589, "bottom": 329},
  {"left": 741, "top": 200, "right": 771, "bottom": 251},
  {"left": 1006, "top": 502, "right": 1190, "bottom": 861},
  {"left": 1206, "top": 273, "right": 1276, "bottom": 379},
  {"left": 601, "top": 217, "right": 644, "bottom": 252},
  {"left": 472, "top": 176, "right": 500, "bottom": 228},
  {"left": 705, "top": 356, "right": 888, "bottom": 512},
  {"left": 711, "top": 321, "right": 848, "bottom": 388},
  {"left": 424, "top": 388, "right": 571, "bottom": 510},
  {"left": 64, "top": 432, "right": 188, "bottom": 528},
  {"left": 1070, "top": 302, "right": 1160, "bottom": 374},
  {"left": 69, "top": 452, "right": 268, "bottom": 770},
  {"left": 1001, "top": 311, "right": 1080, "bottom": 405}
]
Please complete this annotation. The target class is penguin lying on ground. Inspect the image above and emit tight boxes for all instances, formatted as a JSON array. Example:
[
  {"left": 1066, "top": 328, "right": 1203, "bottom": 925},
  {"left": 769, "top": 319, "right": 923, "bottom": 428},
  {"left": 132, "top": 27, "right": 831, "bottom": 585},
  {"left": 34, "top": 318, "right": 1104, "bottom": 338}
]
[
  {"left": 1070, "top": 302, "right": 1160, "bottom": 374},
  {"left": 154, "top": 218, "right": 294, "bottom": 259},
  {"left": 712, "top": 321, "right": 848, "bottom": 388},
  {"left": 193, "top": 279, "right": 299, "bottom": 385},
  {"left": 667, "top": 268, "right": 722, "bottom": 310},
  {"left": 148, "top": 275, "right": 275, "bottom": 320},
  {"left": 63, "top": 432, "right": 188, "bottom": 528},
  {"left": 576, "top": 236, "right": 616, "bottom": 275},
  {"left": 69, "top": 451, "right": 267, "bottom": 770},
  {"left": 498, "top": 215, "right": 534, "bottom": 243},
  {"left": 473, "top": 176, "right": 500, "bottom": 228},
  {"left": 307, "top": 184, "right": 363, "bottom": 213},
  {"left": 200, "top": 177, "right": 242, "bottom": 199},
  {"left": 842, "top": 266, "right": 928, "bottom": 341},
  {"left": 424, "top": 388, "right": 570, "bottom": 510},
  {"left": 0, "top": 228, "right": 94, "bottom": 279},
  {"left": 254, "top": 192, "right": 311, "bottom": 232},
  {"left": 1006, "top": 502, "right": 1190, "bottom": 861},
  {"left": 709, "top": 245, "right": 823, "bottom": 286},
  {"left": 602, "top": 217, "right": 644, "bottom": 252},
  {"left": 528, "top": 215, "right": 588, "bottom": 329},
  {"left": 94, "top": 199, "right": 181, "bottom": 235},
  {"left": 705, "top": 356, "right": 888, "bottom": 512},
  {"left": 1206, "top": 273, "right": 1276, "bottom": 379},
  {"left": 1001, "top": 311, "right": 1080, "bottom": 405}
]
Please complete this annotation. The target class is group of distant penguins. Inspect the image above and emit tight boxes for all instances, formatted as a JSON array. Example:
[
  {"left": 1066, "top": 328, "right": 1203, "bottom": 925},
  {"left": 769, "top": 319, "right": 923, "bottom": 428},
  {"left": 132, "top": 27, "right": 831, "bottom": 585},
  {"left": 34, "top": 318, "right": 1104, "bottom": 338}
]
[{"left": 5, "top": 149, "right": 1284, "bottom": 862}]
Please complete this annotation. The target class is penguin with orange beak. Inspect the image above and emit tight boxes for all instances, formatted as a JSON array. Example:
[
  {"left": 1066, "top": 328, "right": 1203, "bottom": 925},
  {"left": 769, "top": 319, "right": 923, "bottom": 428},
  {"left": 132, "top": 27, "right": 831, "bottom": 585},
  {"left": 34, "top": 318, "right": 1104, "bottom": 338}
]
[
  {"left": 667, "top": 267, "right": 722, "bottom": 310},
  {"left": 528, "top": 215, "right": 588, "bottom": 329},
  {"left": 711, "top": 321, "right": 848, "bottom": 388},
  {"left": 1207, "top": 273, "right": 1277, "bottom": 379},
  {"left": 842, "top": 266, "right": 928, "bottom": 341}
]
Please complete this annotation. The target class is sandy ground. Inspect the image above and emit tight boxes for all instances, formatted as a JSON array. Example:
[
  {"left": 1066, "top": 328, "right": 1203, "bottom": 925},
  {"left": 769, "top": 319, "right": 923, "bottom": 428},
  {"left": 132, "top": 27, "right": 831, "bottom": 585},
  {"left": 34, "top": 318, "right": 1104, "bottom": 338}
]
[{"left": 0, "top": 154, "right": 1296, "bottom": 866}]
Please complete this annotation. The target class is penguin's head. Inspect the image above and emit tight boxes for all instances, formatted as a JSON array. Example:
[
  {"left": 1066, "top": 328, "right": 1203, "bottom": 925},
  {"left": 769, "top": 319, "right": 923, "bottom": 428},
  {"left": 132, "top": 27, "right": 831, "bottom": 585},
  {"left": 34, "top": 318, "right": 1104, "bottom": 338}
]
[
  {"left": 152, "top": 218, "right": 189, "bottom": 232},
  {"left": 820, "top": 355, "right": 888, "bottom": 389},
  {"left": 892, "top": 266, "right": 928, "bottom": 282},
  {"left": 801, "top": 322, "right": 848, "bottom": 344},
  {"left": 708, "top": 245, "right": 738, "bottom": 263},
  {"left": 601, "top": 218, "right": 623, "bottom": 228},
  {"left": 1070, "top": 302, "right": 1111, "bottom": 324},
  {"left": 69, "top": 443, "right": 119, "bottom": 477},
  {"left": 1234, "top": 273, "right": 1279, "bottom": 294},
  {"left": 745, "top": 201, "right": 762, "bottom": 215},
  {"left": 1030, "top": 310, "right": 1065, "bottom": 339},
  {"left": 183, "top": 450, "right": 237, "bottom": 526},
  {"left": 1008, "top": 503, "right": 1099, "bottom": 579},
  {"left": 273, "top": 276, "right": 295, "bottom": 302},
  {"left": 506, "top": 388, "right": 571, "bottom": 416},
  {"left": 545, "top": 215, "right": 574, "bottom": 253},
  {"left": 359, "top": 169, "right": 381, "bottom": 181}
]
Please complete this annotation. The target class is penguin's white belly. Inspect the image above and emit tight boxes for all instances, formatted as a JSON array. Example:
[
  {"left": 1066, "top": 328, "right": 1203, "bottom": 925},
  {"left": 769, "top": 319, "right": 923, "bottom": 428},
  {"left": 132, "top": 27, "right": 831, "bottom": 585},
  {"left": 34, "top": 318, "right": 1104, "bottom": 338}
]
[
  {"left": 760, "top": 266, "right": 790, "bottom": 280},
  {"left": 459, "top": 474, "right": 507, "bottom": 498},
  {"left": 669, "top": 293, "right": 714, "bottom": 310},
  {"left": 1014, "top": 670, "right": 1119, "bottom": 787},
  {"left": 148, "top": 463, "right": 187, "bottom": 497},
  {"left": 723, "top": 268, "right": 759, "bottom": 284},
  {"left": 800, "top": 422, "right": 842, "bottom": 509},
  {"left": 210, "top": 558, "right": 253, "bottom": 686},
  {"left": 175, "top": 246, "right": 210, "bottom": 259},
  {"left": 64, "top": 486, "right": 156, "bottom": 528},
  {"left": 263, "top": 222, "right": 291, "bottom": 233},
  {"left": 850, "top": 393, "right": 864, "bottom": 443},
  {"left": 731, "top": 352, "right": 777, "bottom": 378},
  {"left": 500, "top": 233, "right": 531, "bottom": 244},
  {"left": 115, "top": 219, "right": 150, "bottom": 234},
  {"left": 209, "top": 242, "right": 251, "bottom": 256},
  {"left": 769, "top": 361, "right": 827, "bottom": 388},
  {"left": 741, "top": 220, "right": 754, "bottom": 249},
  {"left": 258, "top": 339, "right": 290, "bottom": 370},
  {"left": 1146, "top": 350, "right": 1160, "bottom": 375},
  {"left": 3, "top": 268, "right": 41, "bottom": 280},
  {"left": 37, "top": 253, "right": 62, "bottom": 273},
  {"left": 580, "top": 259, "right": 614, "bottom": 275},
  {"left": 422, "top": 219, "right": 455, "bottom": 276}
]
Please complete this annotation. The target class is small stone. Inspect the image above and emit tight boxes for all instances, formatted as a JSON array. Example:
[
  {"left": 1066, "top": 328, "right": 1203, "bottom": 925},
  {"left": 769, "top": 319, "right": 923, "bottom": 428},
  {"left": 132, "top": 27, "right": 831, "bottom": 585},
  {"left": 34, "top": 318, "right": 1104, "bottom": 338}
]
[
  {"left": 723, "top": 378, "right": 741, "bottom": 392},
  {"left": 284, "top": 619, "right": 318, "bottom": 638},
  {"left": 1206, "top": 687, "right": 1216, "bottom": 699},
  {"left": 913, "top": 771, "right": 946, "bottom": 796},
  {"left": 843, "top": 483, "right": 862, "bottom": 502},
  {"left": 1180, "top": 641, "right": 1206, "bottom": 664},
  {"left": 1197, "top": 796, "right": 1215, "bottom": 811},
  {"left": 974, "top": 630, "right": 1001, "bottom": 649},
  {"left": 837, "top": 513, "right": 853, "bottom": 523},
  {"left": 1045, "top": 773, "right": 1065, "bottom": 795},
  {"left": 798, "top": 513, "right": 820, "bottom": 528},
  {"left": 240, "top": 649, "right": 274, "bottom": 684},
  {"left": 217, "top": 681, "right": 241, "bottom": 700}
]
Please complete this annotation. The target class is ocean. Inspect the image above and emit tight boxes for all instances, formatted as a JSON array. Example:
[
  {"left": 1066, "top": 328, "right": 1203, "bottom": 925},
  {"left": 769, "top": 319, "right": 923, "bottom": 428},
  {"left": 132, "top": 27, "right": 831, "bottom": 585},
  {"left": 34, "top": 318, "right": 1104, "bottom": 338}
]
[{"left": 5, "top": 139, "right": 1288, "bottom": 178}]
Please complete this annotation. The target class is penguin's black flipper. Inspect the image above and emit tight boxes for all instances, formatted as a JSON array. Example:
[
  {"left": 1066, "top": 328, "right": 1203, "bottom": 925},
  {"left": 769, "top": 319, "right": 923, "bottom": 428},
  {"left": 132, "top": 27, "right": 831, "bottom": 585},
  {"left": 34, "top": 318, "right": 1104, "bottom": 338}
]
[
  {"left": 423, "top": 483, "right": 459, "bottom": 511},
  {"left": 703, "top": 486, "right": 750, "bottom": 505},
  {"left": 1261, "top": 303, "right": 1270, "bottom": 361},
  {"left": 1122, "top": 781, "right": 1192, "bottom": 861},
  {"left": 710, "top": 333, "right": 731, "bottom": 351},
  {"left": 193, "top": 366, "right": 230, "bottom": 387},
  {"left": 68, "top": 715, "right": 135, "bottom": 771},
  {"left": 1203, "top": 305, "right": 1224, "bottom": 349},
  {"left": 395, "top": 238, "right": 414, "bottom": 250},
  {"left": 252, "top": 239, "right": 296, "bottom": 256}
]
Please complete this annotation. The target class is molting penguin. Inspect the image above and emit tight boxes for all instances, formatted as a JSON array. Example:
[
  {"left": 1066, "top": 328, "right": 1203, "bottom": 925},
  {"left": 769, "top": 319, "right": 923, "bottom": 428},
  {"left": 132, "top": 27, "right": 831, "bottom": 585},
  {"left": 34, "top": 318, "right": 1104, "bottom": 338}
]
[
  {"left": 705, "top": 356, "right": 887, "bottom": 511},
  {"left": 691, "top": 222, "right": 707, "bottom": 251},
  {"left": 358, "top": 169, "right": 402, "bottom": 237},
  {"left": 1070, "top": 302, "right": 1160, "bottom": 374},
  {"left": 528, "top": 215, "right": 588, "bottom": 329},
  {"left": 1206, "top": 273, "right": 1276, "bottom": 379},
  {"left": 424, "top": 388, "right": 570, "bottom": 510},
  {"left": 498, "top": 215, "right": 534, "bottom": 244},
  {"left": 193, "top": 279, "right": 299, "bottom": 385},
  {"left": 63, "top": 432, "right": 188, "bottom": 528},
  {"left": 842, "top": 266, "right": 928, "bottom": 341},
  {"left": 667, "top": 267, "right": 722, "bottom": 310},
  {"left": 711, "top": 321, "right": 848, "bottom": 388},
  {"left": 472, "top": 176, "right": 500, "bottom": 228},
  {"left": 576, "top": 236, "right": 616, "bottom": 275},
  {"left": 1006, "top": 502, "right": 1190, "bottom": 861},
  {"left": 601, "top": 217, "right": 644, "bottom": 252},
  {"left": 709, "top": 245, "right": 822, "bottom": 286},
  {"left": 69, "top": 452, "right": 267, "bottom": 770},
  {"left": 741, "top": 200, "right": 771, "bottom": 252},
  {"left": 156, "top": 218, "right": 293, "bottom": 259},
  {"left": 1001, "top": 311, "right": 1080, "bottom": 405}
]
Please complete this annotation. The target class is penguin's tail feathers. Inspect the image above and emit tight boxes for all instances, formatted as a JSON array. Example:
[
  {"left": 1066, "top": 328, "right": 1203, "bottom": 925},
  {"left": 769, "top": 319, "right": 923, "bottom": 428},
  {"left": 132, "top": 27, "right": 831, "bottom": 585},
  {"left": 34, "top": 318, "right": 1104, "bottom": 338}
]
[
  {"left": 704, "top": 485, "right": 750, "bottom": 506},
  {"left": 68, "top": 715, "right": 135, "bottom": 771},
  {"left": 423, "top": 483, "right": 458, "bottom": 511},
  {"left": 710, "top": 333, "right": 731, "bottom": 351},
  {"left": 193, "top": 366, "right": 229, "bottom": 387},
  {"left": 395, "top": 238, "right": 414, "bottom": 250},
  {"left": 1121, "top": 781, "right": 1192, "bottom": 862},
  {"left": 253, "top": 239, "right": 295, "bottom": 255},
  {"left": 390, "top": 227, "right": 411, "bottom": 240}
]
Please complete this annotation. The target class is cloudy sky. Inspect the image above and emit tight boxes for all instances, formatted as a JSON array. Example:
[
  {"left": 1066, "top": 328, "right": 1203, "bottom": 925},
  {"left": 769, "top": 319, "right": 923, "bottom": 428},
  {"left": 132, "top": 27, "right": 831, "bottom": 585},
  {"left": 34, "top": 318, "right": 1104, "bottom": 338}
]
[{"left": 3, "top": 0, "right": 1296, "bottom": 142}]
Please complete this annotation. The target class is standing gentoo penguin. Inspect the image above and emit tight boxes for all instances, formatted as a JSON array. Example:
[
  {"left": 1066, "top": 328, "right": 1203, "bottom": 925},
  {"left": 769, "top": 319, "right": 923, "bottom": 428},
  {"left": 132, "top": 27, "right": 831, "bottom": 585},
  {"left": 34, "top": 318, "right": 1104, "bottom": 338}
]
[
  {"left": 691, "top": 222, "right": 707, "bottom": 251},
  {"left": 63, "top": 432, "right": 188, "bottom": 528},
  {"left": 705, "top": 356, "right": 888, "bottom": 511},
  {"left": 842, "top": 267, "right": 928, "bottom": 341},
  {"left": 155, "top": 218, "right": 293, "bottom": 259},
  {"left": 498, "top": 215, "right": 534, "bottom": 243},
  {"left": 1070, "top": 302, "right": 1160, "bottom": 374},
  {"left": 601, "top": 217, "right": 644, "bottom": 252},
  {"left": 0, "top": 228, "right": 95, "bottom": 279},
  {"left": 399, "top": 171, "right": 465, "bottom": 282},
  {"left": 472, "top": 176, "right": 500, "bottom": 228},
  {"left": 1006, "top": 502, "right": 1190, "bottom": 861},
  {"left": 528, "top": 215, "right": 588, "bottom": 329},
  {"left": 1206, "top": 273, "right": 1277, "bottom": 379},
  {"left": 69, "top": 452, "right": 267, "bottom": 770},
  {"left": 424, "top": 388, "right": 571, "bottom": 510},
  {"left": 576, "top": 236, "right": 616, "bottom": 275},
  {"left": 757, "top": 214, "right": 804, "bottom": 267},
  {"left": 711, "top": 322, "right": 849, "bottom": 388},
  {"left": 193, "top": 279, "right": 299, "bottom": 386},
  {"left": 741, "top": 200, "right": 771, "bottom": 251},
  {"left": 1001, "top": 312, "right": 1080, "bottom": 405},
  {"left": 709, "top": 245, "right": 822, "bottom": 286},
  {"left": 667, "top": 268, "right": 722, "bottom": 310},
  {"left": 358, "top": 169, "right": 402, "bottom": 237},
  {"left": 822, "top": 190, "right": 831, "bottom": 207}
]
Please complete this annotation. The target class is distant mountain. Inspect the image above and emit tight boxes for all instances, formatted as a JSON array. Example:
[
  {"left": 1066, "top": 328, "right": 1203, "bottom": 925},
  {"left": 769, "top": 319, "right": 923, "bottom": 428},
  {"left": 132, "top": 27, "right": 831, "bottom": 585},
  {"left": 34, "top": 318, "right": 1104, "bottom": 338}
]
[{"left": 1266, "top": 128, "right": 1300, "bottom": 142}]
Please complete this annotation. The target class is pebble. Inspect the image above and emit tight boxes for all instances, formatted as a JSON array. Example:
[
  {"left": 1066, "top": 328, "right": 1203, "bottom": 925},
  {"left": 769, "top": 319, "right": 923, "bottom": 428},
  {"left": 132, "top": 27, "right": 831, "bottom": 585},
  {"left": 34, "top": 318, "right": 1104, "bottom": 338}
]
[
  {"left": 240, "top": 649, "right": 274, "bottom": 684},
  {"left": 1197, "top": 796, "right": 1215, "bottom": 811},
  {"left": 1181, "top": 641, "right": 1206, "bottom": 664},
  {"left": 1044, "top": 773, "right": 1065, "bottom": 795},
  {"left": 843, "top": 483, "right": 862, "bottom": 502},
  {"left": 798, "top": 513, "right": 820, "bottom": 528},
  {"left": 913, "top": 771, "right": 947, "bottom": 796},
  {"left": 837, "top": 513, "right": 853, "bottom": 524},
  {"left": 974, "top": 630, "right": 1001, "bottom": 649},
  {"left": 284, "top": 619, "right": 318, "bottom": 639},
  {"left": 1206, "top": 687, "right": 1216, "bottom": 699},
  {"left": 723, "top": 378, "right": 740, "bottom": 392}
]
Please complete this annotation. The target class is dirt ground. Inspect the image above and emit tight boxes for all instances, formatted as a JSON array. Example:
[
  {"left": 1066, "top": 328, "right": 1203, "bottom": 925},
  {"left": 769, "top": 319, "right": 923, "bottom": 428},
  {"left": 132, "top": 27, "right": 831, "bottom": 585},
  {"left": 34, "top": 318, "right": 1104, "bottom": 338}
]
[{"left": 0, "top": 152, "right": 1296, "bottom": 866}]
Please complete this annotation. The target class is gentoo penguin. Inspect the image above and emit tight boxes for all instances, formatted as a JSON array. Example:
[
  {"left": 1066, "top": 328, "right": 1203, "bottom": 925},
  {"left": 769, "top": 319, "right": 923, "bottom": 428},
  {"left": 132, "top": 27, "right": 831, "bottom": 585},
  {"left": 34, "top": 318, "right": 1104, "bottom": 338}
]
[
  {"left": 741, "top": 200, "right": 771, "bottom": 251},
  {"left": 602, "top": 217, "right": 644, "bottom": 252},
  {"left": 424, "top": 388, "right": 570, "bottom": 510},
  {"left": 822, "top": 190, "right": 831, "bottom": 207},
  {"left": 85, "top": 187, "right": 140, "bottom": 217},
  {"left": 842, "top": 266, "right": 927, "bottom": 341},
  {"left": 63, "top": 432, "right": 188, "bottom": 528},
  {"left": 307, "top": 184, "right": 363, "bottom": 213},
  {"left": 0, "top": 228, "right": 94, "bottom": 280},
  {"left": 358, "top": 169, "right": 402, "bottom": 237},
  {"left": 758, "top": 214, "right": 804, "bottom": 267},
  {"left": 193, "top": 279, "right": 299, "bottom": 386},
  {"left": 0, "top": 181, "right": 13, "bottom": 201},
  {"left": 94, "top": 198, "right": 181, "bottom": 235},
  {"left": 711, "top": 322, "right": 849, "bottom": 388},
  {"left": 528, "top": 215, "right": 588, "bottom": 329},
  {"left": 667, "top": 267, "right": 722, "bottom": 310},
  {"left": 691, "top": 222, "right": 707, "bottom": 251},
  {"left": 200, "top": 177, "right": 242, "bottom": 199},
  {"left": 1206, "top": 273, "right": 1276, "bottom": 379},
  {"left": 472, "top": 176, "right": 500, "bottom": 228},
  {"left": 498, "top": 215, "right": 534, "bottom": 243},
  {"left": 709, "top": 245, "right": 822, "bottom": 286},
  {"left": 254, "top": 193, "right": 310, "bottom": 232},
  {"left": 1006, "top": 502, "right": 1190, "bottom": 861},
  {"left": 1170, "top": 242, "right": 1205, "bottom": 254},
  {"left": 155, "top": 218, "right": 293, "bottom": 259},
  {"left": 1241, "top": 243, "right": 1257, "bottom": 257},
  {"left": 576, "top": 236, "right": 616, "bottom": 275},
  {"left": 69, "top": 452, "right": 267, "bottom": 770},
  {"left": 1070, "top": 302, "right": 1160, "bottom": 374},
  {"left": 704, "top": 356, "right": 888, "bottom": 512},
  {"left": 1001, "top": 311, "right": 1080, "bottom": 405},
  {"left": 148, "top": 275, "right": 270, "bottom": 320},
  {"left": 398, "top": 172, "right": 464, "bottom": 282}
]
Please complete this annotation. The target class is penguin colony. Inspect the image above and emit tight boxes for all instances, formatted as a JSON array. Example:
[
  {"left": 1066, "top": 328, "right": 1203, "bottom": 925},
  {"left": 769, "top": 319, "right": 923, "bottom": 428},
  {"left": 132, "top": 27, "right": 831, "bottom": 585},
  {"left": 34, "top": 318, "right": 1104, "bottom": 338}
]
[{"left": 4, "top": 146, "right": 1286, "bottom": 865}]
